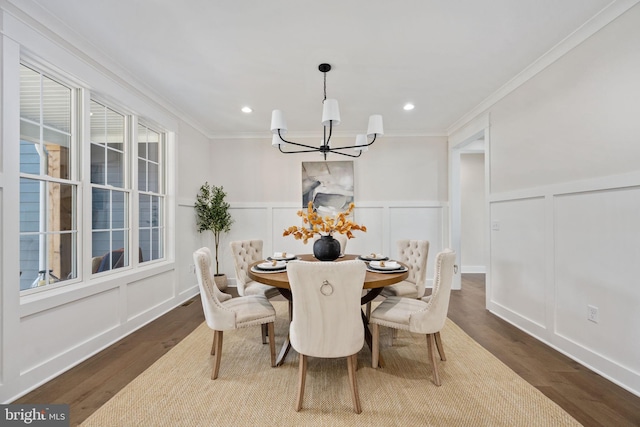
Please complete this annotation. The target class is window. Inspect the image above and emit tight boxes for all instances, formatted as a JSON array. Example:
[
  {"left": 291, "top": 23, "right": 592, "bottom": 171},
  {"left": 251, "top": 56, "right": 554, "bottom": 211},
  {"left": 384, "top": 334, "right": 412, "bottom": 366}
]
[
  {"left": 90, "top": 100, "right": 130, "bottom": 272},
  {"left": 137, "top": 124, "right": 164, "bottom": 262},
  {"left": 19, "top": 61, "right": 168, "bottom": 292},
  {"left": 19, "top": 64, "right": 77, "bottom": 291}
]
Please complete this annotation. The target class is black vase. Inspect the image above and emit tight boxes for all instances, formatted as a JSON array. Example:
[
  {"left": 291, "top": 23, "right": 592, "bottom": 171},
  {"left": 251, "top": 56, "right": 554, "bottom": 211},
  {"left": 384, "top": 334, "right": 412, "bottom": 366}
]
[{"left": 313, "top": 235, "right": 341, "bottom": 261}]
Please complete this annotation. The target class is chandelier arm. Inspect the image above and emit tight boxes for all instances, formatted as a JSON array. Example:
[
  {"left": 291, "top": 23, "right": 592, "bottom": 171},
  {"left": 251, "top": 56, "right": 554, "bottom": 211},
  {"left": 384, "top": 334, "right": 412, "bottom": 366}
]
[
  {"left": 329, "top": 150, "right": 363, "bottom": 158},
  {"left": 276, "top": 130, "right": 319, "bottom": 150},
  {"left": 325, "top": 134, "right": 378, "bottom": 151},
  {"left": 278, "top": 145, "right": 329, "bottom": 154}
]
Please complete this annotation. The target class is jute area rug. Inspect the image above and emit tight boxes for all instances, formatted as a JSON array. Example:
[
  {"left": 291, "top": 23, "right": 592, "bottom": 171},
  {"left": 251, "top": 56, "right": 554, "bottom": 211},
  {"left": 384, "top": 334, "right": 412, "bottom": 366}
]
[{"left": 82, "top": 301, "right": 581, "bottom": 427}]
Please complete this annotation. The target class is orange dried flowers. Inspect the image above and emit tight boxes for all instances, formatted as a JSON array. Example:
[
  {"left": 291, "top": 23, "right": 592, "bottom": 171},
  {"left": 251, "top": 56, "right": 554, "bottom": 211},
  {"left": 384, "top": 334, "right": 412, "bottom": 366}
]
[{"left": 283, "top": 201, "right": 366, "bottom": 244}]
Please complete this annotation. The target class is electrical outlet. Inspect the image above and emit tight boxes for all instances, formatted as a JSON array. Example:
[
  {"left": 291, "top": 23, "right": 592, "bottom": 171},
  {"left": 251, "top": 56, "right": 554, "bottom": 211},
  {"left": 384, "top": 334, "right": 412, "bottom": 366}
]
[
  {"left": 189, "top": 264, "right": 196, "bottom": 274},
  {"left": 491, "top": 221, "right": 500, "bottom": 231},
  {"left": 587, "top": 305, "right": 599, "bottom": 323}
]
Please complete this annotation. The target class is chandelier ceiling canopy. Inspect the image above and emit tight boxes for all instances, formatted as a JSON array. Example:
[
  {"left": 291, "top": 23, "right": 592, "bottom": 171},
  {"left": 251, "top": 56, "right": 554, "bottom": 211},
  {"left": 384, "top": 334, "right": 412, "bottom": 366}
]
[{"left": 270, "top": 63, "right": 383, "bottom": 160}]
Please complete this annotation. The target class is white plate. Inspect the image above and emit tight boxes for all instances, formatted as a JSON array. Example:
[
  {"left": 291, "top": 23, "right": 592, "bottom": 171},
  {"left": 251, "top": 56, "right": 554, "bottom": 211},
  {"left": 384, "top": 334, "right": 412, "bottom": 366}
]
[
  {"left": 369, "top": 261, "right": 401, "bottom": 270},
  {"left": 367, "top": 265, "right": 407, "bottom": 274},
  {"left": 268, "top": 253, "right": 297, "bottom": 261},
  {"left": 359, "top": 254, "right": 389, "bottom": 261},
  {"left": 257, "top": 261, "right": 287, "bottom": 270},
  {"left": 251, "top": 266, "right": 286, "bottom": 274}
]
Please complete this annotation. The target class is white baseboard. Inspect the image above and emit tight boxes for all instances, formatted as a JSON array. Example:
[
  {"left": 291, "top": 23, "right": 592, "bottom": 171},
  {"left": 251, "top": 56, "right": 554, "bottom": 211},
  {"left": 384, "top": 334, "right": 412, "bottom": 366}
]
[{"left": 461, "top": 265, "right": 486, "bottom": 274}]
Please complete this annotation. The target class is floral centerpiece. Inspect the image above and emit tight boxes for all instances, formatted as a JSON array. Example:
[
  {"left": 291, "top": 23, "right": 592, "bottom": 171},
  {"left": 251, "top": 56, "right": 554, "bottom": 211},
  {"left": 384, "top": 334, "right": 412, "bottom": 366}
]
[{"left": 283, "top": 202, "right": 366, "bottom": 260}]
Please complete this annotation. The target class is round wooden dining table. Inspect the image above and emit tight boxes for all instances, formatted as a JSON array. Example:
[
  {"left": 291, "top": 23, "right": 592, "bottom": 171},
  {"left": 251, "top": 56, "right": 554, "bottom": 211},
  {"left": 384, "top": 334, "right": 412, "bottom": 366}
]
[{"left": 248, "top": 253, "right": 408, "bottom": 366}]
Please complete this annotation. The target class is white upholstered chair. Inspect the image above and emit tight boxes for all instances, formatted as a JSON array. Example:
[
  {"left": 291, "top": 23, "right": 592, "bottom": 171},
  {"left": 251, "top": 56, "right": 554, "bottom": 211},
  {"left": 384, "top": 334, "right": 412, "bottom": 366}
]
[
  {"left": 381, "top": 239, "right": 429, "bottom": 299},
  {"left": 193, "top": 248, "right": 276, "bottom": 379},
  {"left": 199, "top": 246, "right": 232, "bottom": 302},
  {"left": 230, "top": 240, "right": 280, "bottom": 298},
  {"left": 287, "top": 260, "right": 367, "bottom": 413},
  {"left": 370, "top": 249, "right": 456, "bottom": 386},
  {"left": 313, "top": 233, "right": 348, "bottom": 256}
]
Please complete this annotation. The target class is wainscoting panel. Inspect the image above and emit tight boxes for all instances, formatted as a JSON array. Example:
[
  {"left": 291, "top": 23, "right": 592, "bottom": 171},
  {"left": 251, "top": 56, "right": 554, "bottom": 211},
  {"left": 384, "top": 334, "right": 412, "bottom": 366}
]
[
  {"left": 489, "top": 197, "right": 547, "bottom": 328},
  {"left": 554, "top": 186, "right": 640, "bottom": 376},
  {"left": 223, "top": 202, "right": 447, "bottom": 288},
  {"left": 488, "top": 172, "right": 640, "bottom": 396},
  {"left": 20, "top": 288, "right": 120, "bottom": 374},
  {"left": 126, "top": 271, "right": 175, "bottom": 321}
]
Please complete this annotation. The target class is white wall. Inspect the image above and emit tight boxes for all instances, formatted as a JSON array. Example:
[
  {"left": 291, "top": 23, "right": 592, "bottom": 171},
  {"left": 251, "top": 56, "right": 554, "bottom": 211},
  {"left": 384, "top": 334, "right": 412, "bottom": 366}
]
[
  {"left": 209, "top": 135, "right": 450, "bottom": 286},
  {"left": 483, "top": 4, "right": 640, "bottom": 396},
  {"left": 460, "top": 153, "right": 485, "bottom": 272},
  {"left": 0, "top": 8, "right": 207, "bottom": 402}
]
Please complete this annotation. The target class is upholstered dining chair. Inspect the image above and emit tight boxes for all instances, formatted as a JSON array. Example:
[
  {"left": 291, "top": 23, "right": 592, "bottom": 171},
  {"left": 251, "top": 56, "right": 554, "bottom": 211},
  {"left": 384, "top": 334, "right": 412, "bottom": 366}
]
[
  {"left": 230, "top": 239, "right": 282, "bottom": 344},
  {"left": 287, "top": 260, "right": 367, "bottom": 413},
  {"left": 230, "top": 240, "right": 281, "bottom": 298},
  {"left": 200, "top": 246, "right": 231, "bottom": 302},
  {"left": 382, "top": 239, "right": 429, "bottom": 299},
  {"left": 369, "top": 249, "right": 456, "bottom": 386},
  {"left": 365, "top": 239, "right": 430, "bottom": 320},
  {"left": 313, "top": 233, "right": 348, "bottom": 256},
  {"left": 193, "top": 248, "right": 276, "bottom": 379}
]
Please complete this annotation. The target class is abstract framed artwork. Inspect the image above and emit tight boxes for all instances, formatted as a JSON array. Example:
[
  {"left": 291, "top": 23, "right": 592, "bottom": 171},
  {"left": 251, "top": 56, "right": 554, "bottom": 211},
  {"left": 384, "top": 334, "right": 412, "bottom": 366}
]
[{"left": 301, "top": 161, "right": 354, "bottom": 217}]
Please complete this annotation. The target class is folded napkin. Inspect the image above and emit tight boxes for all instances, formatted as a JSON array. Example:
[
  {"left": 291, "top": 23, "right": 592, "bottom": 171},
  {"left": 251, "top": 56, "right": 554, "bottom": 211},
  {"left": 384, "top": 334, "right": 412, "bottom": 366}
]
[
  {"left": 365, "top": 253, "right": 383, "bottom": 259},
  {"left": 370, "top": 260, "right": 400, "bottom": 269},
  {"left": 273, "top": 252, "right": 291, "bottom": 258},
  {"left": 260, "top": 260, "right": 287, "bottom": 268}
]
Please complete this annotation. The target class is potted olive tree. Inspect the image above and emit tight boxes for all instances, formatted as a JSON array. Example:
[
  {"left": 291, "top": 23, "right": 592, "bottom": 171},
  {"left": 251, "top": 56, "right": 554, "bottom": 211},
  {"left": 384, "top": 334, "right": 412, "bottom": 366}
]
[{"left": 195, "top": 183, "right": 234, "bottom": 290}]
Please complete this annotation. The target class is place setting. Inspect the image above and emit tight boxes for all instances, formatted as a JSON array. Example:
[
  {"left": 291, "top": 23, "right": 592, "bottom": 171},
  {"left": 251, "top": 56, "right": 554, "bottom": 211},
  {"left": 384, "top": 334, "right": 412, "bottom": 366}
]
[
  {"left": 366, "top": 259, "right": 408, "bottom": 274},
  {"left": 266, "top": 251, "right": 297, "bottom": 261},
  {"left": 357, "top": 253, "right": 389, "bottom": 262},
  {"left": 250, "top": 259, "right": 288, "bottom": 274}
]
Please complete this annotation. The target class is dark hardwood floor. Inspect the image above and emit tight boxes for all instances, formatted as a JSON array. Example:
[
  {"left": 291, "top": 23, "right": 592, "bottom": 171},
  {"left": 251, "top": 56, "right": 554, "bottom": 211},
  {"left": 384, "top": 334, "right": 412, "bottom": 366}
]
[{"left": 15, "top": 274, "right": 640, "bottom": 426}]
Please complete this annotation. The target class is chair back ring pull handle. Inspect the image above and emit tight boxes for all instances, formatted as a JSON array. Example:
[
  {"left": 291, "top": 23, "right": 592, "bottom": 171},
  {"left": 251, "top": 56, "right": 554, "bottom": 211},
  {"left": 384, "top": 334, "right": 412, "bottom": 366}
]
[{"left": 320, "top": 280, "right": 334, "bottom": 296}]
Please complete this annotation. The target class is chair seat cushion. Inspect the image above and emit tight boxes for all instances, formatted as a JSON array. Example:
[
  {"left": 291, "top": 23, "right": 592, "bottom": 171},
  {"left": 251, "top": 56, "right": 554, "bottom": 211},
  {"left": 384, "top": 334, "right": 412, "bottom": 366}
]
[
  {"left": 370, "top": 296, "right": 429, "bottom": 331},
  {"left": 218, "top": 291, "right": 233, "bottom": 302},
  {"left": 380, "top": 280, "right": 420, "bottom": 298},
  {"left": 222, "top": 295, "right": 276, "bottom": 328},
  {"left": 244, "top": 281, "right": 281, "bottom": 299}
]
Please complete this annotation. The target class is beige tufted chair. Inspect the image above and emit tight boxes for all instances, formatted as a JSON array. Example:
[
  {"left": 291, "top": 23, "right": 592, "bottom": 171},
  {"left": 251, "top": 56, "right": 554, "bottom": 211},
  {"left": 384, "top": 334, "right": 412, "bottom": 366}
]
[
  {"left": 312, "top": 233, "right": 348, "bottom": 256},
  {"left": 199, "top": 247, "right": 232, "bottom": 302},
  {"left": 287, "top": 260, "right": 367, "bottom": 413},
  {"left": 381, "top": 240, "right": 429, "bottom": 299},
  {"left": 193, "top": 248, "right": 276, "bottom": 379},
  {"left": 230, "top": 240, "right": 280, "bottom": 299},
  {"left": 370, "top": 249, "right": 456, "bottom": 386}
]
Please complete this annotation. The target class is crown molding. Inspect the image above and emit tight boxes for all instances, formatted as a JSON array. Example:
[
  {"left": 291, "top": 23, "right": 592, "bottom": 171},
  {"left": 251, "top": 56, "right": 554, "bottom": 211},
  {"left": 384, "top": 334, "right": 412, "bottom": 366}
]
[
  {"left": 447, "top": 0, "right": 640, "bottom": 136},
  {"left": 1, "top": 0, "right": 210, "bottom": 136},
  {"left": 208, "top": 130, "right": 448, "bottom": 141}
]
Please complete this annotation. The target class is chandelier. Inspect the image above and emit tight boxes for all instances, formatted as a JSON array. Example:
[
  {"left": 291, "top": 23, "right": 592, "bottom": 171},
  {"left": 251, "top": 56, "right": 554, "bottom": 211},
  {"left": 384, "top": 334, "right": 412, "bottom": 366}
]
[{"left": 270, "top": 63, "right": 383, "bottom": 160}]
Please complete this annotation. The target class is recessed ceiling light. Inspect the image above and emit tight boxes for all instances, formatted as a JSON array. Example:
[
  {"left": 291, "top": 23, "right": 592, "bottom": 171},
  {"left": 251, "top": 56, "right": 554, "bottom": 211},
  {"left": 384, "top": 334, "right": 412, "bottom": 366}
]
[
  {"left": 403, "top": 103, "right": 415, "bottom": 111},
  {"left": 241, "top": 106, "right": 253, "bottom": 113}
]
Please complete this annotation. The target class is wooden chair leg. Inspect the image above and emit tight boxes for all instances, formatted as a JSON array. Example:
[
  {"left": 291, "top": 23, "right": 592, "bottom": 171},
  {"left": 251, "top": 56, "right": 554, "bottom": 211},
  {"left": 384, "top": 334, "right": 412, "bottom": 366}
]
[
  {"left": 372, "top": 322, "right": 380, "bottom": 368},
  {"left": 434, "top": 331, "right": 446, "bottom": 361},
  {"left": 426, "top": 333, "right": 441, "bottom": 386},
  {"left": 365, "top": 301, "right": 372, "bottom": 320},
  {"left": 268, "top": 322, "right": 276, "bottom": 367},
  {"left": 261, "top": 323, "right": 268, "bottom": 344},
  {"left": 347, "top": 354, "right": 362, "bottom": 414},
  {"left": 211, "top": 330, "right": 224, "bottom": 380},
  {"left": 295, "top": 354, "right": 307, "bottom": 411},
  {"left": 210, "top": 331, "right": 217, "bottom": 355}
]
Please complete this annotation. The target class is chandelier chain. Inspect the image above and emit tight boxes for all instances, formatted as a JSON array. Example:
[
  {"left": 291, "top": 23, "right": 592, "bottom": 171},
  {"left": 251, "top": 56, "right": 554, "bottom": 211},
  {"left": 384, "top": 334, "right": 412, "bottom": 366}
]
[{"left": 323, "top": 71, "right": 327, "bottom": 102}]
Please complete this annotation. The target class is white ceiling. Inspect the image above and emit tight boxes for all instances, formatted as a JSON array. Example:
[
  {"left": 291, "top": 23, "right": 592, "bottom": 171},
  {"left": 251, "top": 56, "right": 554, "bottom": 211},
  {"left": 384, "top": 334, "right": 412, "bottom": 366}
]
[{"left": 20, "top": 0, "right": 614, "bottom": 139}]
